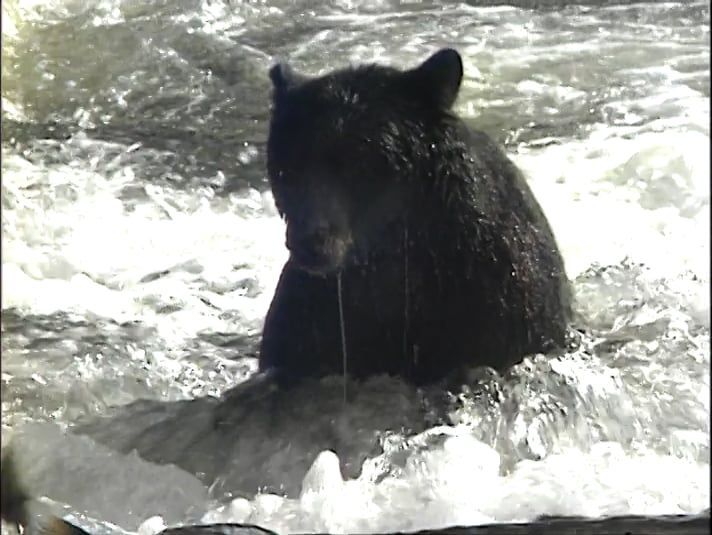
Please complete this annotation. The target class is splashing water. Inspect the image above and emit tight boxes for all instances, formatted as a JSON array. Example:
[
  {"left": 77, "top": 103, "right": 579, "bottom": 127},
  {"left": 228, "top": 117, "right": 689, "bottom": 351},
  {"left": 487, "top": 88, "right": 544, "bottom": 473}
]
[{"left": 1, "top": 0, "right": 709, "bottom": 533}]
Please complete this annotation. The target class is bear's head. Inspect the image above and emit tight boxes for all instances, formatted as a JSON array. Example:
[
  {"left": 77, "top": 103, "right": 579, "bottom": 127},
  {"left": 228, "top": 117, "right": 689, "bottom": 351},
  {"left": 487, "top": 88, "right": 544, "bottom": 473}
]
[{"left": 267, "top": 48, "right": 464, "bottom": 275}]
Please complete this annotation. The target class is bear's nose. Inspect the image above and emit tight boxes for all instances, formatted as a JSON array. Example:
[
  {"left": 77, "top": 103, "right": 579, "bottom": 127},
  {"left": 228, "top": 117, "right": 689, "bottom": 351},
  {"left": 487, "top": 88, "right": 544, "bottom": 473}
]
[
  {"left": 307, "top": 225, "right": 330, "bottom": 248},
  {"left": 286, "top": 222, "right": 330, "bottom": 255}
]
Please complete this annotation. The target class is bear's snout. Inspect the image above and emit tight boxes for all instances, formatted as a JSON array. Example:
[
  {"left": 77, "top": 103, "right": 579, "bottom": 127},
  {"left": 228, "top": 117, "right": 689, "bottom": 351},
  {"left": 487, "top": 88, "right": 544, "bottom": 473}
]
[{"left": 285, "top": 221, "right": 352, "bottom": 275}]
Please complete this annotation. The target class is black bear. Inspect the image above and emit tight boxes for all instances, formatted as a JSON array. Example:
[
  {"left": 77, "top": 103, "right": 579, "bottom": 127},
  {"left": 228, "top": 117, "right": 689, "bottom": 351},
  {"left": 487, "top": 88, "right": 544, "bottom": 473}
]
[{"left": 260, "top": 49, "right": 572, "bottom": 386}]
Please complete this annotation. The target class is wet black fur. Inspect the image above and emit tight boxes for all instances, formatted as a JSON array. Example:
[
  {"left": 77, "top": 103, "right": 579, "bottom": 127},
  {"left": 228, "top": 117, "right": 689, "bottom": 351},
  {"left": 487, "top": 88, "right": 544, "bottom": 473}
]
[{"left": 260, "top": 49, "right": 572, "bottom": 386}]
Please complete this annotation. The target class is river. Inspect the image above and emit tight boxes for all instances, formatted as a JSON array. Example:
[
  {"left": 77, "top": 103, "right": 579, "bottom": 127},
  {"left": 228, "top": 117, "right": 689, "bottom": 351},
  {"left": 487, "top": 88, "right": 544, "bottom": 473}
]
[{"left": 1, "top": 0, "right": 709, "bottom": 533}]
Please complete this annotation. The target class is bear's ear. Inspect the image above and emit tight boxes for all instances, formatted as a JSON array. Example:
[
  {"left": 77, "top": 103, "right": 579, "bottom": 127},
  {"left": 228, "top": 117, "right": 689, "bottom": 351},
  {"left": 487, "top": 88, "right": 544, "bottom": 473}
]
[
  {"left": 269, "top": 62, "right": 304, "bottom": 97},
  {"left": 406, "top": 48, "right": 463, "bottom": 110}
]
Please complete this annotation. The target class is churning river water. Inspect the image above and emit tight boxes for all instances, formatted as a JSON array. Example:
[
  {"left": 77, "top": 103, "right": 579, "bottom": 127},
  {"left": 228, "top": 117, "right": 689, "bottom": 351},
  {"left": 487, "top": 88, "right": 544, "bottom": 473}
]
[{"left": 1, "top": 0, "right": 709, "bottom": 533}]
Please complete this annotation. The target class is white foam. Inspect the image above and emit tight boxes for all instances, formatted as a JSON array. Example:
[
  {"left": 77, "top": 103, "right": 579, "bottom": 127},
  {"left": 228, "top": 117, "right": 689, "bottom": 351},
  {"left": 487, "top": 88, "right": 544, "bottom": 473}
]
[
  {"left": 199, "top": 433, "right": 708, "bottom": 534},
  {"left": 136, "top": 517, "right": 166, "bottom": 535},
  {"left": 1, "top": 150, "right": 286, "bottom": 340},
  {"left": 515, "top": 126, "right": 710, "bottom": 282}
]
